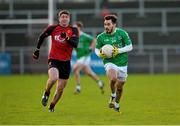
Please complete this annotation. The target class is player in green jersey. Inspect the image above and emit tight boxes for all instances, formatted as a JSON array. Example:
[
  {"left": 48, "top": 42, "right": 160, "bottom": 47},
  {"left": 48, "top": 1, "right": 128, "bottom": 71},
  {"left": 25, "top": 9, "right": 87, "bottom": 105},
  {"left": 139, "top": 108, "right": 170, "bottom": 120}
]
[
  {"left": 95, "top": 15, "right": 133, "bottom": 112},
  {"left": 73, "top": 21, "right": 104, "bottom": 94}
]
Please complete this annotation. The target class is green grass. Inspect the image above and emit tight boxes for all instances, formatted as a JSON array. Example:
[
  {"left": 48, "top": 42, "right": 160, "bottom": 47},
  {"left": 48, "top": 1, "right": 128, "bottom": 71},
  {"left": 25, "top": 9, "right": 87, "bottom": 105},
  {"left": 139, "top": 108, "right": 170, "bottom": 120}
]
[{"left": 0, "top": 74, "right": 180, "bottom": 125}]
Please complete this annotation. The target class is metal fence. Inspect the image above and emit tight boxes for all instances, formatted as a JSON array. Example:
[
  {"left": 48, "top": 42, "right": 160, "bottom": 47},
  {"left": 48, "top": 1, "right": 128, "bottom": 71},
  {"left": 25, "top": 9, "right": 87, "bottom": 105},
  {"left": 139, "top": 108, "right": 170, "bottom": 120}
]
[
  {"left": 0, "top": 0, "right": 180, "bottom": 74},
  {"left": 4, "top": 45, "right": 180, "bottom": 74}
]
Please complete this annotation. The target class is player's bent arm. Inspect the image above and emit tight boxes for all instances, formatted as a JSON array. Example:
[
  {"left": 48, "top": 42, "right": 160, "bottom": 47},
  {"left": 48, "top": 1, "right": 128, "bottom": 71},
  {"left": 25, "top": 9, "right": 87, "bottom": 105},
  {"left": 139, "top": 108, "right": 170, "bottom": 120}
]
[
  {"left": 118, "top": 44, "right": 133, "bottom": 54},
  {"left": 67, "top": 37, "right": 79, "bottom": 48},
  {"left": 66, "top": 28, "right": 79, "bottom": 48},
  {"left": 33, "top": 25, "right": 56, "bottom": 60},
  {"left": 36, "top": 25, "right": 56, "bottom": 49},
  {"left": 90, "top": 39, "right": 96, "bottom": 50},
  {"left": 36, "top": 33, "right": 47, "bottom": 49},
  {"left": 33, "top": 32, "right": 48, "bottom": 60}
]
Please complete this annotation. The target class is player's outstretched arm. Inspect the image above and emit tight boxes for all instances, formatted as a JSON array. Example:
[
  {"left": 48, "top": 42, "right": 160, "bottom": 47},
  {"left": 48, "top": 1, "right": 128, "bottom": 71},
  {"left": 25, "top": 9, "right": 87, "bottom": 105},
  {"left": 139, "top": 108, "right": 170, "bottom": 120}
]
[
  {"left": 32, "top": 48, "right": 40, "bottom": 59},
  {"left": 32, "top": 33, "right": 46, "bottom": 60},
  {"left": 32, "top": 25, "right": 56, "bottom": 60}
]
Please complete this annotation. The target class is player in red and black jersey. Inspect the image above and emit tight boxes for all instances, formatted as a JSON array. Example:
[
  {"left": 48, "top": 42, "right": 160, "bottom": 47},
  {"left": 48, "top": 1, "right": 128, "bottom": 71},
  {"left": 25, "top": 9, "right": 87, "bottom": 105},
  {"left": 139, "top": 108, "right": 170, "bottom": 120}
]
[{"left": 33, "top": 10, "right": 79, "bottom": 112}]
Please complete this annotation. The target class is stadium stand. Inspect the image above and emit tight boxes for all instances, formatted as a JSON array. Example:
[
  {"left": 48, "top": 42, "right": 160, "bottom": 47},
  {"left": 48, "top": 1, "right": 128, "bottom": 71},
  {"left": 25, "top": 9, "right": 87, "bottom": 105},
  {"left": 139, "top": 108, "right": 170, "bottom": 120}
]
[{"left": 0, "top": 0, "right": 180, "bottom": 74}]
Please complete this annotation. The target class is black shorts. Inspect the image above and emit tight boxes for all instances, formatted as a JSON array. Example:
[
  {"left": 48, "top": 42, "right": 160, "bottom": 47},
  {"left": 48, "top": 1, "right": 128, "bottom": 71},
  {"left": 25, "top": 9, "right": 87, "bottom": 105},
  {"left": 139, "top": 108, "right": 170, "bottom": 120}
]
[{"left": 48, "top": 59, "right": 71, "bottom": 79}]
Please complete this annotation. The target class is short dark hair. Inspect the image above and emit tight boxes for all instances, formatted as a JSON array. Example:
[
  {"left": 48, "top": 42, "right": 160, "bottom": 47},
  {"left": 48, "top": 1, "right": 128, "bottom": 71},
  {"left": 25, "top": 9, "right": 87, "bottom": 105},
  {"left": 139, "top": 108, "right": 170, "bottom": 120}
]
[
  {"left": 76, "top": 21, "right": 83, "bottom": 29},
  {"left": 58, "top": 10, "right": 70, "bottom": 17},
  {"left": 104, "top": 14, "right": 117, "bottom": 24}
]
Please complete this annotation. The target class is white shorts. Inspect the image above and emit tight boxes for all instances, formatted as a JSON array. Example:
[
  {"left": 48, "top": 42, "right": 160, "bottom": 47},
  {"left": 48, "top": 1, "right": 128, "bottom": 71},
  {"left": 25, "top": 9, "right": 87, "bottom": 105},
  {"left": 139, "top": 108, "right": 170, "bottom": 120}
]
[
  {"left": 104, "top": 63, "right": 128, "bottom": 82},
  {"left": 76, "top": 56, "right": 91, "bottom": 66}
]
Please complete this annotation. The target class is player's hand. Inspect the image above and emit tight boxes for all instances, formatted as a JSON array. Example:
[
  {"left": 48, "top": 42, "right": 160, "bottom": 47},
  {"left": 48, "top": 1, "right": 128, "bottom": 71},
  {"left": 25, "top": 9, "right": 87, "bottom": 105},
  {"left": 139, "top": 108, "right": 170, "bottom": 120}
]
[
  {"left": 32, "top": 48, "right": 40, "bottom": 60},
  {"left": 60, "top": 32, "right": 67, "bottom": 38},
  {"left": 99, "top": 49, "right": 106, "bottom": 59},
  {"left": 112, "top": 46, "right": 119, "bottom": 57}
]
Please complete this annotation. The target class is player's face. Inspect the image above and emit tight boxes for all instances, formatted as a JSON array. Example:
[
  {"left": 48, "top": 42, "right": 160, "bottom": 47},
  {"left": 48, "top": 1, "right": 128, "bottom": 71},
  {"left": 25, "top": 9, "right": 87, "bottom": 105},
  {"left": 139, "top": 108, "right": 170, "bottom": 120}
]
[
  {"left": 59, "top": 14, "right": 70, "bottom": 27},
  {"left": 104, "top": 20, "right": 116, "bottom": 34}
]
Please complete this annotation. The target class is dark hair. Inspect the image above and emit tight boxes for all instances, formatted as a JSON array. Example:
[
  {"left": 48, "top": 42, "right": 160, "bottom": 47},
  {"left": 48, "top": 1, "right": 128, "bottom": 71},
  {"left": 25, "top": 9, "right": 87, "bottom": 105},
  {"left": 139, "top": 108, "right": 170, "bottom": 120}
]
[
  {"left": 104, "top": 14, "right": 117, "bottom": 24},
  {"left": 76, "top": 21, "right": 83, "bottom": 29},
  {"left": 58, "top": 10, "right": 70, "bottom": 17}
]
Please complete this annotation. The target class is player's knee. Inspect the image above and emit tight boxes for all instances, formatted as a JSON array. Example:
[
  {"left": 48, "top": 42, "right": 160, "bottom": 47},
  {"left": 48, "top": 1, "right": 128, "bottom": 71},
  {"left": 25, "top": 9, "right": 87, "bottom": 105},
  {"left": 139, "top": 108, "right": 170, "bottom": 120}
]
[
  {"left": 74, "top": 70, "right": 80, "bottom": 75},
  {"left": 73, "top": 64, "right": 80, "bottom": 73},
  {"left": 107, "top": 71, "right": 117, "bottom": 83},
  {"left": 72, "top": 66, "right": 77, "bottom": 73},
  {"left": 49, "top": 77, "right": 58, "bottom": 84},
  {"left": 109, "top": 76, "right": 117, "bottom": 83},
  {"left": 116, "top": 87, "right": 123, "bottom": 93},
  {"left": 57, "top": 87, "right": 64, "bottom": 93},
  {"left": 110, "top": 79, "right": 116, "bottom": 84},
  {"left": 86, "top": 71, "right": 91, "bottom": 76}
]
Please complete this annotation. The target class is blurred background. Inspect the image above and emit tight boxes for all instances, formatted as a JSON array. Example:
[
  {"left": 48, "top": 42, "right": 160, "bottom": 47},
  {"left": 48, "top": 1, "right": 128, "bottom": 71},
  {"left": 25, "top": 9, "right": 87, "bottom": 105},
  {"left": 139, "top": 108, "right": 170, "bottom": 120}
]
[{"left": 0, "top": 0, "right": 180, "bottom": 75}]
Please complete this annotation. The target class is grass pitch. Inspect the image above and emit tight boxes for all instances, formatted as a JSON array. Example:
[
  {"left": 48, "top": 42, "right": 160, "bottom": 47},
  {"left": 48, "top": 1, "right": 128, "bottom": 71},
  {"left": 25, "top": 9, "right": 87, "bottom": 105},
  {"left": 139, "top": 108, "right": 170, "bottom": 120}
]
[{"left": 0, "top": 74, "right": 179, "bottom": 125}]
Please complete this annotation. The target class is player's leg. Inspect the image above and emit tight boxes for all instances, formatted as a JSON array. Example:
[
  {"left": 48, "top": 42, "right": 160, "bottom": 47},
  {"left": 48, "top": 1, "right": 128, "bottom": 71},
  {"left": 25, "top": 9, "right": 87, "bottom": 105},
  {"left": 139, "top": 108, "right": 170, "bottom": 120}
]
[
  {"left": 42, "top": 67, "right": 59, "bottom": 106},
  {"left": 73, "top": 63, "right": 81, "bottom": 85},
  {"left": 73, "top": 63, "right": 84, "bottom": 93},
  {"left": 113, "top": 66, "right": 128, "bottom": 112},
  {"left": 49, "top": 79, "right": 68, "bottom": 112},
  {"left": 48, "top": 60, "right": 71, "bottom": 112},
  {"left": 106, "top": 68, "right": 118, "bottom": 108},
  {"left": 114, "top": 80, "right": 125, "bottom": 112},
  {"left": 83, "top": 65, "right": 104, "bottom": 93}
]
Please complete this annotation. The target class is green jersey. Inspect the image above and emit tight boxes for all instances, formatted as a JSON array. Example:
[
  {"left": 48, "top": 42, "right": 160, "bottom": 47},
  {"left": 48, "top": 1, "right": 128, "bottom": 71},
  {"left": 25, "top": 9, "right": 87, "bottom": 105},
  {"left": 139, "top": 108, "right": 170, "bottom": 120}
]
[
  {"left": 76, "top": 32, "right": 94, "bottom": 59},
  {"left": 96, "top": 28, "right": 132, "bottom": 66}
]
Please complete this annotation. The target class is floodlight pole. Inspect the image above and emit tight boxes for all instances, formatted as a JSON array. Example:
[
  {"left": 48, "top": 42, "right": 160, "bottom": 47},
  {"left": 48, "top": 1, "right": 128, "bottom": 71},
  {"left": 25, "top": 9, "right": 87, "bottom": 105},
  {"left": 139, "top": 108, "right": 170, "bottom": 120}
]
[{"left": 48, "top": 0, "right": 54, "bottom": 52}]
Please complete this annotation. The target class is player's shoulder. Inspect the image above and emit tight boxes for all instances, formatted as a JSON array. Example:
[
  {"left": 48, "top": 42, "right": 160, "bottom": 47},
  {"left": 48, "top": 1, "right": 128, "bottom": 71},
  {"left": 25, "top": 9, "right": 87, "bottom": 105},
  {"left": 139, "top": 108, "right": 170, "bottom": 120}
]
[
  {"left": 116, "top": 28, "right": 127, "bottom": 33},
  {"left": 82, "top": 32, "right": 93, "bottom": 38},
  {"left": 69, "top": 26, "right": 78, "bottom": 33},
  {"left": 70, "top": 26, "right": 78, "bottom": 31},
  {"left": 81, "top": 32, "right": 88, "bottom": 36},
  {"left": 48, "top": 24, "right": 59, "bottom": 28},
  {"left": 43, "top": 24, "right": 58, "bottom": 33},
  {"left": 97, "top": 31, "right": 106, "bottom": 39},
  {"left": 116, "top": 28, "right": 129, "bottom": 36}
]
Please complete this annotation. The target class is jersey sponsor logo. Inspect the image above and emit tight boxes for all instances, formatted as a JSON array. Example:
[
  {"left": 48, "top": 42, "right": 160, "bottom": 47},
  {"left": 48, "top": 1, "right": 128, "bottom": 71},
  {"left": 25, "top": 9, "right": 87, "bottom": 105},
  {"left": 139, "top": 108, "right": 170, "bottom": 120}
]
[
  {"left": 104, "top": 39, "right": 110, "bottom": 42},
  {"left": 54, "top": 35, "right": 66, "bottom": 43},
  {"left": 104, "top": 36, "right": 122, "bottom": 44}
]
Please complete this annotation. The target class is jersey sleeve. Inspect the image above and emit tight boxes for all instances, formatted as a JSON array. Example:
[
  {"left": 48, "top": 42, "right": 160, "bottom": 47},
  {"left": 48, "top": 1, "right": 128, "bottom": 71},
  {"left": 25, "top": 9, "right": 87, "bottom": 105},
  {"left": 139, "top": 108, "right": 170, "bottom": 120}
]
[
  {"left": 96, "top": 34, "right": 103, "bottom": 49},
  {"left": 36, "top": 25, "right": 57, "bottom": 49},
  {"left": 86, "top": 34, "right": 94, "bottom": 44},
  {"left": 122, "top": 31, "right": 132, "bottom": 46}
]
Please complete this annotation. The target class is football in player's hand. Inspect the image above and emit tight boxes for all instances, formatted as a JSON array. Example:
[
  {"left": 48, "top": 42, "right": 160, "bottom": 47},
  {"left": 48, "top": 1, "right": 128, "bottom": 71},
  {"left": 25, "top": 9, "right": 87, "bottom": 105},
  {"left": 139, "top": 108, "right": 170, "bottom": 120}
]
[{"left": 101, "top": 44, "right": 114, "bottom": 58}]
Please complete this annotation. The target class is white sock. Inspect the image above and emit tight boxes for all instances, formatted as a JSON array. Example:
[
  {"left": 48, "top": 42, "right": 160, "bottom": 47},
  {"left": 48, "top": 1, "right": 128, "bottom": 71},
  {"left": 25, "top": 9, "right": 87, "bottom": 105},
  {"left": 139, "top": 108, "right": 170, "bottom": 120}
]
[
  {"left": 114, "top": 102, "right": 119, "bottom": 108},
  {"left": 111, "top": 92, "right": 116, "bottom": 98},
  {"left": 98, "top": 80, "right": 103, "bottom": 87},
  {"left": 76, "top": 85, "right": 81, "bottom": 90}
]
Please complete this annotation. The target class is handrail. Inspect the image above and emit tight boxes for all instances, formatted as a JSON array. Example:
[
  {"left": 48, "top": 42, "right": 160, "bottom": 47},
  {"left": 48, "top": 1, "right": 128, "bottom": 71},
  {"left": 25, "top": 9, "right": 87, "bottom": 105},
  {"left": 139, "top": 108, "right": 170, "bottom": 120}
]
[{"left": 0, "top": 8, "right": 180, "bottom": 15}]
